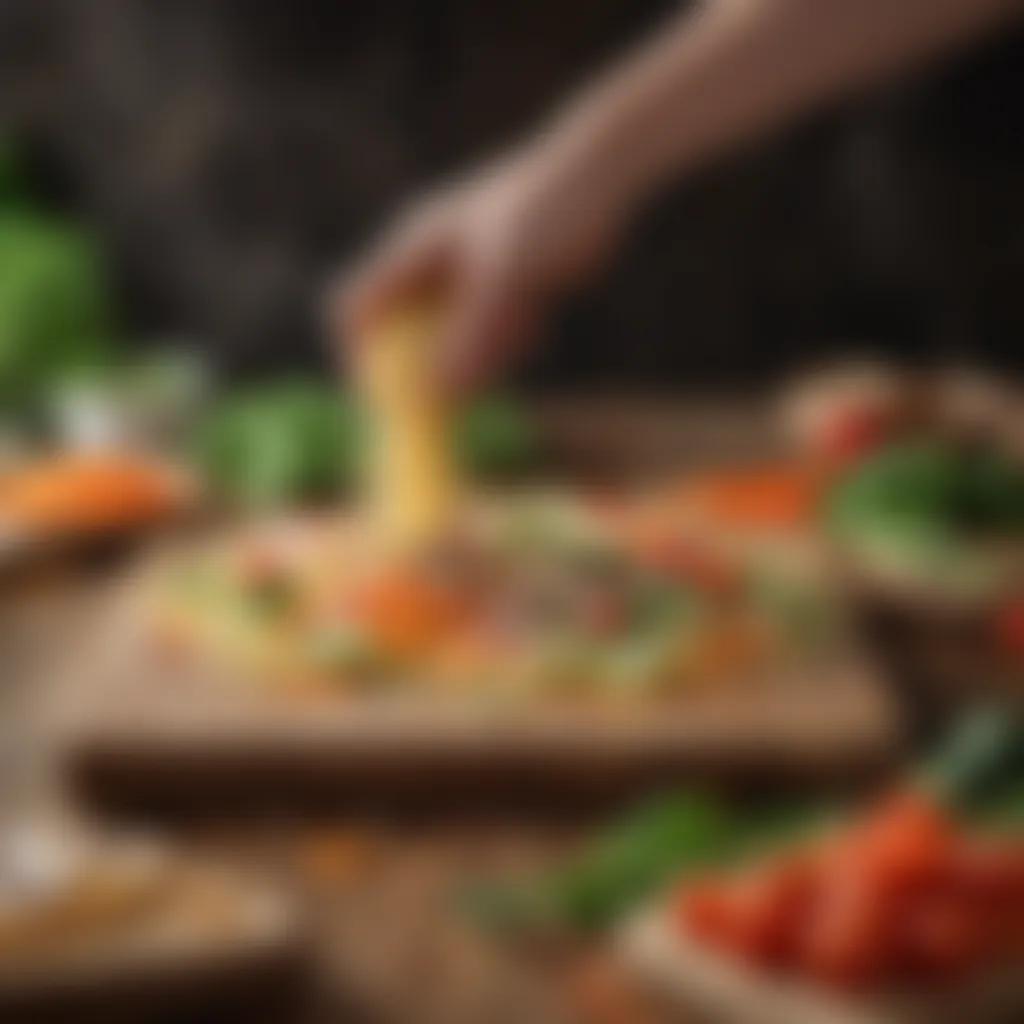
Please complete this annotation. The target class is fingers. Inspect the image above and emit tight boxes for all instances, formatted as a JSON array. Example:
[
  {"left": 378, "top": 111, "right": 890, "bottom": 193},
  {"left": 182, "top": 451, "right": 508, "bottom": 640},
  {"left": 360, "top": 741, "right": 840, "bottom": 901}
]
[
  {"left": 326, "top": 187, "right": 542, "bottom": 396},
  {"left": 331, "top": 205, "right": 453, "bottom": 350},
  {"left": 439, "top": 252, "right": 537, "bottom": 397}
]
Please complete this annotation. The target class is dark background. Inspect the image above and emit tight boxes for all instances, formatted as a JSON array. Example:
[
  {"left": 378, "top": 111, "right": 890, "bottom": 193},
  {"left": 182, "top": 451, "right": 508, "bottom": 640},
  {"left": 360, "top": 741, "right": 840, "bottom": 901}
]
[{"left": 2, "top": 0, "right": 1023, "bottom": 389}]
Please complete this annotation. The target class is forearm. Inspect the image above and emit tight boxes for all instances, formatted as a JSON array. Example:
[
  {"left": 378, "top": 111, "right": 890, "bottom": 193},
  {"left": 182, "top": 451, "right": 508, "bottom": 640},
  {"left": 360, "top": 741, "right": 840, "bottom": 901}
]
[{"left": 533, "top": 0, "right": 1024, "bottom": 213}]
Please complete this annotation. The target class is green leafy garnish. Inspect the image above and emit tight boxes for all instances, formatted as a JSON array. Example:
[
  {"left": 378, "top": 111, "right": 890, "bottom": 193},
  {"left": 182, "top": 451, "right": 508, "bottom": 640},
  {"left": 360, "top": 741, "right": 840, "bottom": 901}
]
[
  {"left": 0, "top": 212, "right": 118, "bottom": 410},
  {"left": 195, "top": 385, "right": 542, "bottom": 509}
]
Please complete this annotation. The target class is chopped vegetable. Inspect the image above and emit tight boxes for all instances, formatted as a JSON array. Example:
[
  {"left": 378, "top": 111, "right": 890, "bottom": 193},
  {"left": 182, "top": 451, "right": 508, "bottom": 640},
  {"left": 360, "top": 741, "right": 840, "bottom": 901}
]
[
  {"left": 675, "top": 466, "right": 823, "bottom": 532},
  {"left": 307, "top": 624, "right": 387, "bottom": 679},
  {"left": 828, "top": 439, "right": 1024, "bottom": 587},
  {"left": 195, "top": 383, "right": 542, "bottom": 509},
  {"left": 0, "top": 213, "right": 119, "bottom": 410},
  {"left": 463, "top": 791, "right": 828, "bottom": 935},
  {"left": 194, "top": 380, "right": 364, "bottom": 508},
  {"left": 995, "top": 600, "right": 1024, "bottom": 658},
  {"left": 465, "top": 711, "right": 1024, "bottom": 938},
  {"left": 675, "top": 788, "right": 1024, "bottom": 994},
  {"left": 0, "top": 454, "right": 182, "bottom": 534},
  {"left": 457, "top": 397, "right": 540, "bottom": 478}
]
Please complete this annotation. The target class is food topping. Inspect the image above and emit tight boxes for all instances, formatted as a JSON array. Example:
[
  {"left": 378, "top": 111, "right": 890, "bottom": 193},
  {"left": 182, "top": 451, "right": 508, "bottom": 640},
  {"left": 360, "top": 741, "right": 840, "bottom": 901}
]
[{"left": 0, "top": 454, "right": 184, "bottom": 535}]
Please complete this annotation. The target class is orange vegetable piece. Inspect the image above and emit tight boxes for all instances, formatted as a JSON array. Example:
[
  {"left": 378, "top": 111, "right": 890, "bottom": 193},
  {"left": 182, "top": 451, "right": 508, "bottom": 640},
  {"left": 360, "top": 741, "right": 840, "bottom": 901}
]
[
  {"left": 678, "top": 881, "right": 734, "bottom": 946},
  {"left": 674, "top": 465, "right": 823, "bottom": 532},
  {"left": 346, "top": 567, "right": 468, "bottom": 652},
  {"left": 0, "top": 455, "right": 182, "bottom": 534},
  {"left": 855, "top": 792, "right": 954, "bottom": 897}
]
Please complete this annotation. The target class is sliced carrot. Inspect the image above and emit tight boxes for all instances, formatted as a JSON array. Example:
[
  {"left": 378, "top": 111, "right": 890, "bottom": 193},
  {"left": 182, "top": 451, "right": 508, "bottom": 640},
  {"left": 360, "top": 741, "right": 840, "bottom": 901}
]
[
  {"left": 673, "top": 464, "right": 824, "bottom": 532},
  {"left": 1, "top": 455, "right": 181, "bottom": 534},
  {"left": 344, "top": 568, "right": 468, "bottom": 652}
]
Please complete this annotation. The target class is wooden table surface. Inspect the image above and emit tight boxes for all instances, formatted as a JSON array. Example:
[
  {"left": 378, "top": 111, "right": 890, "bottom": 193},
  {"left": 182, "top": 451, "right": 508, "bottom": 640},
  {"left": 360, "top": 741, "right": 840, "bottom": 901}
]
[
  {"left": 2, "top": 565, "right": 693, "bottom": 1023},
  {"left": 0, "top": 399, "right": 893, "bottom": 1022}
]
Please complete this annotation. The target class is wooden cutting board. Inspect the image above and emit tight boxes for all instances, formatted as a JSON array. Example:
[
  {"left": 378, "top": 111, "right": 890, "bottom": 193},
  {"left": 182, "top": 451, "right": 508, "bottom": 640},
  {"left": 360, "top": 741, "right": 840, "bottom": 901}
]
[
  {"left": 57, "top": 565, "right": 899, "bottom": 815},
  {"left": 57, "top": 397, "right": 898, "bottom": 812}
]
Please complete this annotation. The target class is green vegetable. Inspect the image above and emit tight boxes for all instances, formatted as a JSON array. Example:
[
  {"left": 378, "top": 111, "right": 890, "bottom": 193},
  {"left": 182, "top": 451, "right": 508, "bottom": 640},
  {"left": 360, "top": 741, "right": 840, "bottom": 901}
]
[
  {"left": 196, "top": 383, "right": 542, "bottom": 509},
  {"left": 0, "top": 212, "right": 118, "bottom": 410},
  {"left": 829, "top": 440, "right": 1024, "bottom": 547},
  {"left": 307, "top": 624, "right": 387, "bottom": 679},
  {"left": 922, "top": 706, "right": 1024, "bottom": 818},
  {"left": 242, "top": 573, "right": 296, "bottom": 619},
  {"left": 462, "top": 792, "right": 735, "bottom": 933},
  {"left": 0, "top": 134, "right": 32, "bottom": 208},
  {"left": 749, "top": 571, "right": 831, "bottom": 650},
  {"left": 457, "top": 396, "right": 540, "bottom": 477},
  {"left": 194, "top": 379, "right": 364, "bottom": 508},
  {"left": 462, "top": 791, "right": 828, "bottom": 935},
  {"left": 466, "top": 709, "right": 1024, "bottom": 938}
]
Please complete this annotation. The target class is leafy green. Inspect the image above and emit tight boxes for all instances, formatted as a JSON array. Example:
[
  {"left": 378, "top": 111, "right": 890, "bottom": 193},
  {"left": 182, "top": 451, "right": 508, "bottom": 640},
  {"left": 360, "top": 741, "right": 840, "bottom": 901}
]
[
  {"left": 457, "top": 396, "right": 540, "bottom": 477},
  {"left": 194, "top": 380, "right": 364, "bottom": 508},
  {"left": 922, "top": 707, "right": 1024, "bottom": 832},
  {"left": 829, "top": 440, "right": 1024, "bottom": 546},
  {"left": 462, "top": 791, "right": 829, "bottom": 935},
  {"left": 0, "top": 134, "right": 32, "bottom": 208},
  {"left": 195, "top": 384, "right": 542, "bottom": 509},
  {"left": 0, "top": 212, "right": 119, "bottom": 410}
]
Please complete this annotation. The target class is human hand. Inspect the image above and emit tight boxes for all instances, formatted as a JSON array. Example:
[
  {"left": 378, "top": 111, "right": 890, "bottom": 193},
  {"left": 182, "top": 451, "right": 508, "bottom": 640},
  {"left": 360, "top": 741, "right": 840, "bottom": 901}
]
[{"left": 336, "top": 146, "right": 631, "bottom": 394}]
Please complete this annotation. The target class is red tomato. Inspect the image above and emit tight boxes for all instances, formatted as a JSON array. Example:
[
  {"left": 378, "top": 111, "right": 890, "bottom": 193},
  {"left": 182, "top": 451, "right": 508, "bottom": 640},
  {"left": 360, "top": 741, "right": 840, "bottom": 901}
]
[
  {"left": 954, "top": 841, "right": 1024, "bottom": 906},
  {"left": 724, "top": 861, "right": 819, "bottom": 967},
  {"left": 953, "top": 841, "right": 1024, "bottom": 955},
  {"left": 678, "top": 882, "right": 734, "bottom": 946},
  {"left": 640, "top": 536, "right": 737, "bottom": 595},
  {"left": 994, "top": 600, "right": 1024, "bottom": 658},
  {"left": 796, "top": 870, "right": 894, "bottom": 993},
  {"left": 900, "top": 894, "right": 986, "bottom": 984},
  {"left": 857, "top": 791, "right": 953, "bottom": 896},
  {"left": 820, "top": 407, "right": 890, "bottom": 464}
]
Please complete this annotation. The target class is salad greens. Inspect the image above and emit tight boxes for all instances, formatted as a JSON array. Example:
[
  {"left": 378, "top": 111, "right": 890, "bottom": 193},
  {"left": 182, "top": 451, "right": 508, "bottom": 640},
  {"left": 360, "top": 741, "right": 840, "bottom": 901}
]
[
  {"left": 194, "top": 379, "right": 363, "bottom": 508},
  {"left": 0, "top": 212, "right": 119, "bottom": 411},
  {"left": 829, "top": 440, "right": 1024, "bottom": 551},
  {"left": 921, "top": 706, "right": 1024, "bottom": 820},
  {"left": 195, "top": 382, "right": 543, "bottom": 508},
  {"left": 457, "top": 397, "right": 539, "bottom": 479},
  {"left": 463, "top": 793, "right": 829, "bottom": 935}
]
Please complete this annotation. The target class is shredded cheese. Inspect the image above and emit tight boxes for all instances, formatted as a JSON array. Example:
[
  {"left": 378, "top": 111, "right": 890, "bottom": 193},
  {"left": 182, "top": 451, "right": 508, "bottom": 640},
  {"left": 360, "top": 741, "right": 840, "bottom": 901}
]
[{"left": 358, "top": 300, "right": 456, "bottom": 552}]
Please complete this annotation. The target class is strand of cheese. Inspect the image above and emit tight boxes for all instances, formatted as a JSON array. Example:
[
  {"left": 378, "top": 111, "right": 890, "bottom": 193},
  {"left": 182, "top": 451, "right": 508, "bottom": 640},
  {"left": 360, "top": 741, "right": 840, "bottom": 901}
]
[{"left": 359, "top": 301, "right": 456, "bottom": 553}]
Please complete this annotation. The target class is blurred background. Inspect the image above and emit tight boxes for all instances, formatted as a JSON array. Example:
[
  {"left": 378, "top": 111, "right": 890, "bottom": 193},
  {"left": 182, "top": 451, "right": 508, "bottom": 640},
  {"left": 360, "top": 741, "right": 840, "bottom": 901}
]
[
  {"left": 2, "top": 0, "right": 1024, "bottom": 396},
  {"left": 3, "top": 5, "right": 1024, "bottom": 1020}
]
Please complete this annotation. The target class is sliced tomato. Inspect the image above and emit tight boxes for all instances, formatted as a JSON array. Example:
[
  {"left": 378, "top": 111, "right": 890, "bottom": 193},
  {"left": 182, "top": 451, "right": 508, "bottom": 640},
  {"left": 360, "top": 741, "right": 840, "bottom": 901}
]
[
  {"left": 856, "top": 790, "right": 953, "bottom": 896},
  {"left": 819, "top": 407, "right": 891, "bottom": 464},
  {"left": 994, "top": 600, "right": 1024, "bottom": 658},
  {"left": 638, "top": 536, "right": 737, "bottom": 595},
  {"left": 899, "top": 893, "right": 986, "bottom": 983},
  {"left": 725, "top": 861, "right": 818, "bottom": 967},
  {"left": 796, "top": 871, "right": 894, "bottom": 993},
  {"left": 677, "top": 881, "right": 734, "bottom": 946}
]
